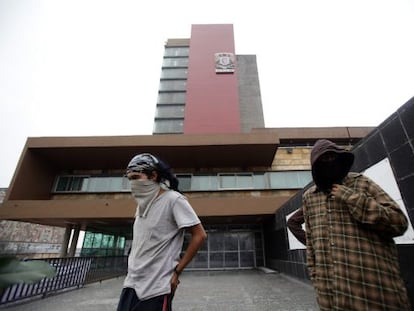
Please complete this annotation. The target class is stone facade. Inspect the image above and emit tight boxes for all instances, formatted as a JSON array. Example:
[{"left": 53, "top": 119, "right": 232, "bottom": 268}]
[
  {"left": 272, "top": 147, "right": 312, "bottom": 171},
  {"left": 0, "top": 188, "right": 65, "bottom": 259}
]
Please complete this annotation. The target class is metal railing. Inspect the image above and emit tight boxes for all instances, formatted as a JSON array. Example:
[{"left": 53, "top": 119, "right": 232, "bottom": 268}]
[
  {"left": 84, "top": 256, "right": 127, "bottom": 284},
  {"left": 0, "top": 256, "right": 127, "bottom": 305}
]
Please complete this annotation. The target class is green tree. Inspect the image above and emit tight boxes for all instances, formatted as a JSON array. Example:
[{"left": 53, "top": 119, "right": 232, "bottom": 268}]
[{"left": 0, "top": 257, "right": 57, "bottom": 294}]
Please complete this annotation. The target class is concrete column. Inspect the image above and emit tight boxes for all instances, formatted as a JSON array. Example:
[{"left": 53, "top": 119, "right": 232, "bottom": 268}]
[
  {"left": 68, "top": 226, "right": 80, "bottom": 257},
  {"left": 60, "top": 225, "right": 72, "bottom": 257}
]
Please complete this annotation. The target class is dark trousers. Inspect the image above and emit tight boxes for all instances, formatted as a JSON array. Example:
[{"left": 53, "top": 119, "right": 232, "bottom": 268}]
[{"left": 117, "top": 288, "right": 172, "bottom": 311}]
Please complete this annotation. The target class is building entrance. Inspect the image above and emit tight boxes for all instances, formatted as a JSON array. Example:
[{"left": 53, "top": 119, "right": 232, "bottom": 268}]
[{"left": 184, "top": 226, "right": 264, "bottom": 270}]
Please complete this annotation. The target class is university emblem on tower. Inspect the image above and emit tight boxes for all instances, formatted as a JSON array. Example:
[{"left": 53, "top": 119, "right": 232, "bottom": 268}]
[{"left": 215, "top": 52, "right": 235, "bottom": 73}]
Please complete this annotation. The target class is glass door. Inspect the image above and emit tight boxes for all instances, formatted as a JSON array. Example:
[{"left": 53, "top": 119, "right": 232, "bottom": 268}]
[{"left": 184, "top": 230, "right": 259, "bottom": 270}]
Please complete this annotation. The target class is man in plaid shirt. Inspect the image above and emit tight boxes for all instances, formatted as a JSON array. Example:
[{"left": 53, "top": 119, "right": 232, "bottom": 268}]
[{"left": 303, "top": 139, "right": 410, "bottom": 310}]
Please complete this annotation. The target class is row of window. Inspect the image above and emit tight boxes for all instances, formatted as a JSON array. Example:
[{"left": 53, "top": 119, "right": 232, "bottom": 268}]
[
  {"left": 160, "top": 68, "right": 188, "bottom": 79},
  {"left": 157, "top": 92, "right": 186, "bottom": 104},
  {"left": 153, "top": 119, "right": 184, "bottom": 134},
  {"left": 53, "top": 171, "right": 312, "bottom": 193},
  {"left": 164, "top": 47, "right": 189, "bottom": 57},
  {"left": 162, "top": 58, "right": 188, "bottom": 68},
  {"left": 80, "top": 232, "right": 125, "bottom": 257},
  {"left": 159, "top": 80, "right": 187, "bottom": 91},
  {"left": 155, "top": 105, "right": 185, "bottom": 118}
]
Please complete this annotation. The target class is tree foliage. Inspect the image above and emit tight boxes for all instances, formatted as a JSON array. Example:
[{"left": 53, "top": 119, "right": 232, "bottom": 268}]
[{"left": 0, "top": 257, "right": 56, "bottom": 289}]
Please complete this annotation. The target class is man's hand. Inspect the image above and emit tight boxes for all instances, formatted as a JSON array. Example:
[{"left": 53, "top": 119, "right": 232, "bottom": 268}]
[
  {"left": 331, "top": 183, "right": 355, "bottom": 201},
  {"left": 170, "top": 271, "right": 180, "bottom": 296},
  {"left": 330, "top": 183, "right": 343, "bottom": 198}
]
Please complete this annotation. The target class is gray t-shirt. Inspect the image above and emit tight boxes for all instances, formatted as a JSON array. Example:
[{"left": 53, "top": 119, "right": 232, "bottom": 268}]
[{"left": 123, "top": 190, "right": 200, "bottom": 300}]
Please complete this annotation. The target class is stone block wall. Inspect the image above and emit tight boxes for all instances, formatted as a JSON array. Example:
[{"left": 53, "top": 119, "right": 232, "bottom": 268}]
[
  {"left": 0, "top": 188, "right": 65, "bottom": 258},
  {"left": 272, "top": 147, "right": 311, "bottom": 171}
]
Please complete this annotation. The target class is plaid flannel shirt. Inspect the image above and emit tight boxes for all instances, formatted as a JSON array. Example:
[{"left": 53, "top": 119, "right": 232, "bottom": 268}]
[{"left": 303, "top": 172, "right": 410, "bottom": 310}]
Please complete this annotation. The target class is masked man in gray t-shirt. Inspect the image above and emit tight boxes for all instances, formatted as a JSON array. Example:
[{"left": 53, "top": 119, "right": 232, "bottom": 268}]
[{"left": 117, "top": 153, "right": 207, "bottom": 311}]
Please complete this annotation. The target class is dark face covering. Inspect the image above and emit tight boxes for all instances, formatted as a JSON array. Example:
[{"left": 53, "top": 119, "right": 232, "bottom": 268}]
[{"left": 314, "top": 158, "right": 345, "bottom": 192}]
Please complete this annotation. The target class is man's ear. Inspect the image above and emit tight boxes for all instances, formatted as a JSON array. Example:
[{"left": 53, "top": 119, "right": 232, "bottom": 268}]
[{"left": 150, "top": 171, "right": 158, "bottom": 181}]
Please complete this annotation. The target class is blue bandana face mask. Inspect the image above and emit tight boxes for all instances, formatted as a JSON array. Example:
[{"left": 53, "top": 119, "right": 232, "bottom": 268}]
[{"left": 130, "top": 180, "right": 161, "bottom": 217}]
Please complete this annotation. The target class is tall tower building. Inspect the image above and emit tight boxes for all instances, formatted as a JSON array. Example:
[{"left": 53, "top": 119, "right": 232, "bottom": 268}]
[
  {"left": 153, "top": 24, "right": 265, "bottom": 134},
  {"left": 1, "top": 22, "right": 385, "bottom": 283}
]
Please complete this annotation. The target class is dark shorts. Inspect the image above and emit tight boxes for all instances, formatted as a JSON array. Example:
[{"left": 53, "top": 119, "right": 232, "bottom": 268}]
[{"left": 117, "top": 287, "right": 172, "bottom": 311}]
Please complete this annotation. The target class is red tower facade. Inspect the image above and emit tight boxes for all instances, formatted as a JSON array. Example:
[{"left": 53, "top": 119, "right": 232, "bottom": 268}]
[{"left": 183, "top": 24, "right": 241, "bottom": 134}]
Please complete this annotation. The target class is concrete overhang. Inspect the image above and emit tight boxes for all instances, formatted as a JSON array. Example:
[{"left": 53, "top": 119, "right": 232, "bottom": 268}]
[
  {"left": 0, "top": 194, "right": 292, "bottom": 234},
  {"left": 252, "top": 127, "right": 375, "bottom": 145},
  {"left": 24, "top": 133, "right": 279, "bottom": 170}
]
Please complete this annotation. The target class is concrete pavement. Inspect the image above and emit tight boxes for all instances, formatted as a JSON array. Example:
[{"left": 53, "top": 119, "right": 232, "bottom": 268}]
[{"left": 1, "top": 269, "right": 318, "bottom": 311}]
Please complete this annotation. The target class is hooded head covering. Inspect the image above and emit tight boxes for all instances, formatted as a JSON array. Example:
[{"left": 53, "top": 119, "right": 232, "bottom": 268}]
[{"left": 311, "top": 139, "right": 354, "bottom": 192}]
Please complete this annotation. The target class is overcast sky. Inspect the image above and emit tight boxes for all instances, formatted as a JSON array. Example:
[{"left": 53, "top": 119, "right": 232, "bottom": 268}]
[{"left": 1, "top": 0, "right": 413, "bottom": 188}]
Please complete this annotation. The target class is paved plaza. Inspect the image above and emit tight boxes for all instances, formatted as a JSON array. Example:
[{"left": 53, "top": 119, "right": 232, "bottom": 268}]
[{"left": 2, "top": 269, "right": 318, "bottom": 311}]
